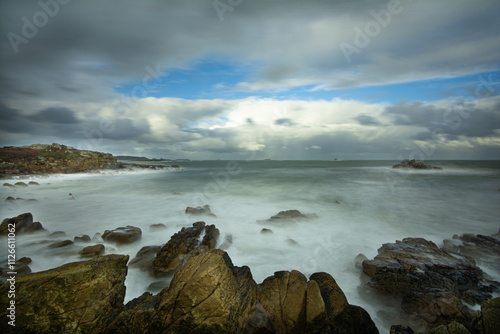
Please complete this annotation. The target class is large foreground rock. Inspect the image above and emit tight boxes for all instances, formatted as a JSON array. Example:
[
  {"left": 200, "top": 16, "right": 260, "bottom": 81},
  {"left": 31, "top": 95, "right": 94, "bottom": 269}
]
[
  {"left": 362, "top": 238, "right": 497, "bottom": 332},
  {"left": 0, "top": 212, "right": 46, "bottom": 235},
  {"left": 0, "top": 254, "right": 129, "bottom": 334},
  {"left": 152, "top": 221, "right": 219, "bottom": 276}
]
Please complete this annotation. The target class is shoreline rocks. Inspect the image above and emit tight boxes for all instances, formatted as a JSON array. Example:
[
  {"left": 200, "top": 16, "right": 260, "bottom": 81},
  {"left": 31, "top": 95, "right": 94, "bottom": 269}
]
[
  {"left": 0, "top": 213, "right": 47, "bottom": 235},
  {"left": 362, "top": 237, "right": 499, "bottom": 332}
]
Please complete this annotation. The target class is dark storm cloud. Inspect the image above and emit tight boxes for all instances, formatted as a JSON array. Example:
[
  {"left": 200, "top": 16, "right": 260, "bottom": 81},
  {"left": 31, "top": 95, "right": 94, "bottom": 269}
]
[
  {"left": 386, "top": 99, "right": 500, "bottom": 139},
  {"left": 28, "top": 107, "right": 79, "bottom": 124},
  {"left": 355, "top": 114, "right": 380, "bottom": 126}
]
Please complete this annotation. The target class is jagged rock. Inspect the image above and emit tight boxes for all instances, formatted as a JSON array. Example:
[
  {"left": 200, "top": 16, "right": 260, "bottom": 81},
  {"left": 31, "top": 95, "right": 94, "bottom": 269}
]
[
  {"left": 390, "top": 324, "right": 414, "bottom": 334},
  {"left": 392, "top": 159, "right": 443, "bottom": 170},
  {"left": 0, "top": 213, "right": 46, "bottom": 235},
  {"left": 102, "top": 226, "right": 142, "bottom": 245},
  {"left": 0, "top": 254, "right": 129, "bottom": 333},
  {"left": 185, "top": 204, "right": 216, "bottom": 217},
  {"left": 429, "top": 321, "right": 471, "bottom": 334},
  {"left": 443, "top": 231, "right": 500, "bottom": 272},
  {"left": 74, "top": 234, "right": 92, "bottom": 243},
  {"left": 109, "top": 249, "right": 257, "bottom": 333},
  {"left": 149, "top": 223, "right": 167, "bottom": 231},
  {"left": 152, "top": 222, "right": 219, "bottom": 276},
  {"left": 362, "top": 237, "right": 496, "bottom": 332},
  {"left": 479, "top": 297, "right": 500, "bottom": 334},
  {"left": 128, "top": 245, "right": 161, "bottom": 272},
  {"left": 258, "top": 270, "right": 378, "bottom": 333},
  {"left": 80, "top": 244, "right": 105, "bottom": 258}
]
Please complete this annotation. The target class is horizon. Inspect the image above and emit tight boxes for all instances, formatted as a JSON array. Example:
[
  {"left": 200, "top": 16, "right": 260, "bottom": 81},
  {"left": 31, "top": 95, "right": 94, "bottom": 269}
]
[{"left": 1, "top": 0, "right": 499, "bottom": 160}]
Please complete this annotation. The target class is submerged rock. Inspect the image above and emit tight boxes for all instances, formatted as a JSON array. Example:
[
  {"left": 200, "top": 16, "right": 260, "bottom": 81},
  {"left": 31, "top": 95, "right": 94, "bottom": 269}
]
[
  {"left": 362, "top": 237, "right": 497, "bottom": 332},
  {"left": 152, "top": 221, "right": 219, "bottom": 276},
  {"left": 0, "top": 254, "right": 129, "bottom": 333},
  {"left": 185, "top": 204, "right": 216, "bottom": 217},
  {"left": 267, "top": 209, "right": 308, "bottom": 221},
  {"left": 392, "top": 159, "right": 443, "bottom": 170},
  {"left": 102, "top": 226, "right": 142, "bottom": 245},
  {"left": 0, "top": 212, "right": 46, "bottom": 235},
  {"left": 128, "top": 245, "right": 161, "bottom": 272}
]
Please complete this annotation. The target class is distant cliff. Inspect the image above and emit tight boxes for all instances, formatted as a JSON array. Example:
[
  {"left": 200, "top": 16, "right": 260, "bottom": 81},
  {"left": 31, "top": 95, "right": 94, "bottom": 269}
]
[{"left": 0, "top": 143, "right": 119, "bottom": 176}]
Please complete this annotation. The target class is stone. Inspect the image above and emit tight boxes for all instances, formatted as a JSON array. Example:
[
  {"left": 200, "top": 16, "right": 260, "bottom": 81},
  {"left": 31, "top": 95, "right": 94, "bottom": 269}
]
[
  {"left": 362, "top": 237, "right": 495, "bottom": 332},
  {"left": 28, "top": 181, "right": 40, "bottom": 185},
  {"left": 152, "top": 222, "right": 219, "bottom": 276},
  {"left": 267, "top": 209, "right": 308, "bottom": 221},
  {"left": 3, "top": 183, "right": 15, "bottom": 187},
  {"left": 74, "top": 234, "right": 92, "bottom": 243},
  {"left": 0, "top": 255, "right": 129, "bottom": 334},
  {"left": 479, "top": 297, "right": 500, "bottom": 334},
  {"left": 185, "top": 204, "right": 216, "bottom": 217},
  {"left": 48, "top": 240, "right": 74, "bottom": 248},
  {"left": 80, "top": 244, "right": 105, "bottom": 258},
  {"left": 149, "top": 223, "right": 167, "bottom": 231},
  {"left": 102, "top": 226, "right": 142, "bottom": 245},
  {"left": 261, "top": 228, "right": 273, "bottom": 234},
  {"left": 128, "top": 245, "right": 161, "bottom": 272},
  {"left": 392, "top": 159, "right": 443, "bottom": 170},
  {"left": 390, "top": 324, "right": 414, "bottom": 334},
  {"left": 5, "top": 196, "right": 16, "bottom": 201},
  {"left": 15, "top": 181, "right": 28, "bottom": 187},
  {"left": 0, "top": 212, "right": 46, "bottom": 235},
  {"left": 429, "top": 321, "right": 471, "bottom": 334}
]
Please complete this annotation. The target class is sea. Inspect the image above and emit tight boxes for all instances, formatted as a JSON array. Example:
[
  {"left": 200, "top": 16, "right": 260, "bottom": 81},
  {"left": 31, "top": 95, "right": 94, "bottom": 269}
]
[{"left": 1, "top": 160, "right": 499, "bottom": 331}]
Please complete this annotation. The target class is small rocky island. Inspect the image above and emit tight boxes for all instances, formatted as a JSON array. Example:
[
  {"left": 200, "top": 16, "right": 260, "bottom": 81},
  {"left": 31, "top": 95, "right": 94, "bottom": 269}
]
[{"left": 392, "top": 159, "right": 443, "bottom": 170}]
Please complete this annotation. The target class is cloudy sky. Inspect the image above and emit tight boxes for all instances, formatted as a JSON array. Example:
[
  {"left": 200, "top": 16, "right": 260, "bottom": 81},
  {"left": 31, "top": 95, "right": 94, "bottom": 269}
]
[{"left": 0, "top": 0, "right": 499, "bottom": 160}]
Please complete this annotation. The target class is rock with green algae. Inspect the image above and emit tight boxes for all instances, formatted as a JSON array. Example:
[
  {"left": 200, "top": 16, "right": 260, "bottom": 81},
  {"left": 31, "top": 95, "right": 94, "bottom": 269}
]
[{"left": 0, "top": 254, "right": 129, "bottom": 334}]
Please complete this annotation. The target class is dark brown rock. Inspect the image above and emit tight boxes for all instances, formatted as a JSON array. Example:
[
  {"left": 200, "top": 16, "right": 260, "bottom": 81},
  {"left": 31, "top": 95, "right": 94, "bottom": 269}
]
[
  {"left": 0, "top": 213, "right": 46, "bottom": 235},
  {"left": 102, "top": 226, "right": 142, "bottom": 245},
  {"left": 429, "top": 321, "right": 471, "bottom": 334},
  {"left": 152, "top": 222, "right": 219, "bottom": 276},
  {"left": 74, "top": 234, "right": 92, "bottom": 243},
  {"left": 128, "top": 245, "right": 161, "bottom": 272},
  {"left": 149, "top": 223, "right": 167, "bottom": 231},
  {"left": 261, "top": 228, "right": 273, "bottom": 234},
  {"left": 80, "top": 244, "right": 105, "bottom": 258},
  {"left": 185, "top": 204, "right": 216, "bottom": 217},
  {"left": 478, "top": 297, "right": 500, "bottom": 334},
  {"left": 362, "top": 237, "right": 496, "bottom": 332},
  {"left": 0, "top": 254, "right": 129, "bottom": 334},
  {"left": 267, "top": 209, "right": 309, "bottom": 222},
  {"left": 392, "top": 159, "right": 443, "bottom": 170},
  {"left": 48, "top": 239, "right": 74, "bottom": 248}
]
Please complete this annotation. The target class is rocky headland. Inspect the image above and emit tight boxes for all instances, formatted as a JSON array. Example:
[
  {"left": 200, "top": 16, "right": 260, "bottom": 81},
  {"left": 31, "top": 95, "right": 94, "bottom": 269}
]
[
  {"left": 0, "top": 143, "right": 179, "bottom": 177},
  {"left": 1, "top": 212, "right": 499, "bottom": 333}
]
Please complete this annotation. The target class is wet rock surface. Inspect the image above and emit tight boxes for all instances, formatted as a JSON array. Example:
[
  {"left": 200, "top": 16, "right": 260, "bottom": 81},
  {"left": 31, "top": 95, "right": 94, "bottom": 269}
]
[
  {"left": 0, "top": 212, "right": 47, "bottom": 235},
  {"left": 152, "top": 221, "right": 219, "bottom": 276},
  {"left": 0, "top": 254, "right": 129, "bottom": 334},
  {"left": 102, "top": 226, "right": 142, "bottom": 245},
  {"left": 362, "top": 237, "right": 499, "bottom": 332}
]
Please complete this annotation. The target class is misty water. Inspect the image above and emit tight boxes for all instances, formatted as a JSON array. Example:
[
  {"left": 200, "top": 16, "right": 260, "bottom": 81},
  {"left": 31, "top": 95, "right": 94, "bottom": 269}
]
[{"left": 1, "top": 160, "right": 500, "bottom": 331}]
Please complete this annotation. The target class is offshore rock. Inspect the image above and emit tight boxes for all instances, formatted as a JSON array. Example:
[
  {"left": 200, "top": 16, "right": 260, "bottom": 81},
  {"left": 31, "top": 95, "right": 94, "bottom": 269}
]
[
  {"left": 102, "top": 226, "right": 142, "bottom": 245},
  {"left": 80, "top": 244, "right": 105, "bottom": 258},
  {"left": 0, "top": 212, "right": 46, "bottom": 235},
  {"left": 0, "top": 254, "right": 129, "bottom": 334},
  {"left": 362, "top": 237, "right": 496, "bottom": 332},
  {"left": 0, "top": 143, "right": 118, "bottom": 176},
  {"left": 185, "top": 204, "right": 216, "bottom": 217},
  {"left": 392, "top": 159, "right": 443, "bottom": 170},
  {"left": 152, "top": 221, "right": 219, "bottom": 276}
]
